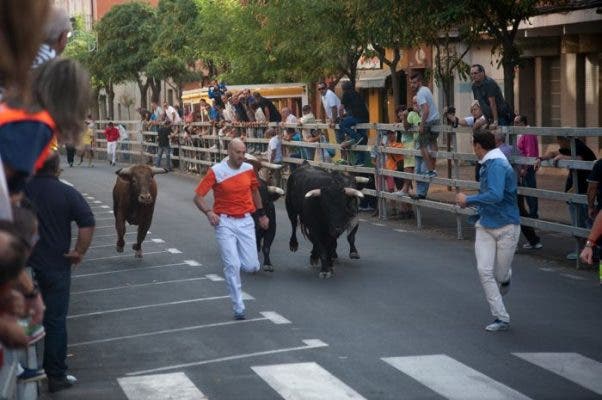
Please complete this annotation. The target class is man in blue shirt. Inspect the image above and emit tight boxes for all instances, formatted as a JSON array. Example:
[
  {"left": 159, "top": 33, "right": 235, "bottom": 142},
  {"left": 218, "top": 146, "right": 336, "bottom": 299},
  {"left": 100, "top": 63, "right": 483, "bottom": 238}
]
[
  {"left": 25, "top": 153, "right": 95, "bottom": 392},
  {"left": 456, "top": 130, "right": 520, "bottom": 332}
]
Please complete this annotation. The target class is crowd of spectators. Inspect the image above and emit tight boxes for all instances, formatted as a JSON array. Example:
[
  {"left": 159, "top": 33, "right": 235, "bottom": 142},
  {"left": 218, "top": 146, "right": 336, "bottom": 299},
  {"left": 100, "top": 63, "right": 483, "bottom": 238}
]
[{"left": 1, "top": 1, "right": 95, "bottom": 393}]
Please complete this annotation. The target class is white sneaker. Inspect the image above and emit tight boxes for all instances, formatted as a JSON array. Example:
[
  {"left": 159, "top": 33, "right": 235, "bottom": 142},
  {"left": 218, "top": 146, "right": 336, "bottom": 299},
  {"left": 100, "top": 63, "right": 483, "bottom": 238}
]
[
  {"left": 523, "top": 242, "right": 543, "bottom": 249},
  {"left": 485, "top": 319, "right": 509, "bottom": 332}
]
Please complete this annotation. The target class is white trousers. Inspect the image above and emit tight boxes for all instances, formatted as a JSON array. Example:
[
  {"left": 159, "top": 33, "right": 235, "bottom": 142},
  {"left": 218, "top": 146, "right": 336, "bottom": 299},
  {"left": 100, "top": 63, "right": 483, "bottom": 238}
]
[
  {"left": 107, "top": 141, "right": 117, "bottom": 163},
  {"left": 475, "top": 223, "right": 520, "bottom": 323},
  {"left": 215, "top": 214, "right": 259, "bottom": 314}
]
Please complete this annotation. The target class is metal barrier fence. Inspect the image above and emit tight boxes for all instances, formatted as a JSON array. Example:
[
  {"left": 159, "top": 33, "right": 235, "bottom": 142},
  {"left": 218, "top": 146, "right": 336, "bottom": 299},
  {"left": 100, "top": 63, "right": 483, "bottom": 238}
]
[{"left": 88, "top": 120, "right": 602, "bottom": 266}]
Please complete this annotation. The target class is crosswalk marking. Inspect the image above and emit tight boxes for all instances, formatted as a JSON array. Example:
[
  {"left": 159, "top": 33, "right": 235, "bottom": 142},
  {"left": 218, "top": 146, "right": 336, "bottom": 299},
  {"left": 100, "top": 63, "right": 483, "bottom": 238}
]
[
  {"left": 514, "top": 352, "right": 602, "bottom": 395},
  {"left": 383, "top": 355, "right": 532, "bottom": 400},
  {"left": 118, "top": 373, "right": 207, "bottom": 400},
  {"left": 252, "top": 362, "right": 366, "bottom": 400}
]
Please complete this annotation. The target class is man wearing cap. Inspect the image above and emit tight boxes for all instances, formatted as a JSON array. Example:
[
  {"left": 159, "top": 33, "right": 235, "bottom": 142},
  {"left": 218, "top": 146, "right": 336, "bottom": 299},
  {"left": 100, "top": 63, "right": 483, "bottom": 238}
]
[{"left": 193, "top": 139, "right": 268, "bottom": 320}]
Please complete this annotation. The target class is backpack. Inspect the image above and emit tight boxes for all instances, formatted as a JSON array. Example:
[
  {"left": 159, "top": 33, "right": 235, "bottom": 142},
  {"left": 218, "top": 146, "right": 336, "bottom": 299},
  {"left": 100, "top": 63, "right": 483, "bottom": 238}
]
[{"left": 118, "top": 124, "right": 128, "bottom": 141}]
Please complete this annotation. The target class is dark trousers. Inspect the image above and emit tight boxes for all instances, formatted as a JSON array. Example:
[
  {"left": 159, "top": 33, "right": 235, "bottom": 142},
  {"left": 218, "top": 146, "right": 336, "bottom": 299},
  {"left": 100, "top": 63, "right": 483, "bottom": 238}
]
[
  {"left": 66, "top": 145, "right": 76, "bottom": 165},
  {"left": 35, "top": 269, "right": 71, "bottom": 378},
  {"left": 518, "top": 195, "right": 540, "bottom": 245},
  {"left": 519, "top": 166, "right": 538, "bottom": 218}
]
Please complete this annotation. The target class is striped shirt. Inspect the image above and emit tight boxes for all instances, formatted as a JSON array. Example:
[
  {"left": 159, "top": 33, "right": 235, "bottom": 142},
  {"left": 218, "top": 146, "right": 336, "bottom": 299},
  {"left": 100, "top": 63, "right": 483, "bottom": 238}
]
[{"left": 195, "top": 159, "right": 259, "bottom": 216}]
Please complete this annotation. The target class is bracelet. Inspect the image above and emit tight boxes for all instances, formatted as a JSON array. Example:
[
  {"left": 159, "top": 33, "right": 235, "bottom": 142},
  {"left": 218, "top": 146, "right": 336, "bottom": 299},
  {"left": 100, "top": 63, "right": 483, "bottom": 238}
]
[{"left": 24, "top": 283, "right": 39, "bottom": 300}]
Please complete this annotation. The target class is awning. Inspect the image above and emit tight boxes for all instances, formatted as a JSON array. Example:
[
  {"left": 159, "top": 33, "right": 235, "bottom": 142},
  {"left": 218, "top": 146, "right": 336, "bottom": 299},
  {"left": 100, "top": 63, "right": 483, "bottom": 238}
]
[{"left": 355, "top": 68, "right": 391, "bottom": 88}]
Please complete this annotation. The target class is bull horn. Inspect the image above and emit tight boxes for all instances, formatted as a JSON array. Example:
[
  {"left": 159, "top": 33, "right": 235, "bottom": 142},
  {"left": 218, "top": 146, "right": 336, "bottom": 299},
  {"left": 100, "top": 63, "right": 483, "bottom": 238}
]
[
  {"left": 116, "top": 166, "right": 132, "bottom": 176},
  {"left": 267, "top": 186, "right": 285, "bottom": 195},
  {"left": 355, "top": 176, "right": 369, "bottom": 184},
  {"left": 261, "top": 161, "right": 283, "bottom": 170},
  {"left": 244, "top": 153, "right": 258, "bottom": 161},
  {"left": 150, "top": 167, "right": 168, "bottom": 175},
  {"left": 344, "top": 187, "right": 364, "bottom": 198},
  {"left": 304, "top": 189, "right": 321, "bottom": 198}
]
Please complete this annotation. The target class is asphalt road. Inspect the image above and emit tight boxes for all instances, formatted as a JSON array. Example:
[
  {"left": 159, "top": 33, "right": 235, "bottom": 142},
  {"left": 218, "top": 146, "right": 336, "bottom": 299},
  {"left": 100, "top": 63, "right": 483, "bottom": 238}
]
[{"left": 40, "top": 159, "right": 602, "bottom": 400}]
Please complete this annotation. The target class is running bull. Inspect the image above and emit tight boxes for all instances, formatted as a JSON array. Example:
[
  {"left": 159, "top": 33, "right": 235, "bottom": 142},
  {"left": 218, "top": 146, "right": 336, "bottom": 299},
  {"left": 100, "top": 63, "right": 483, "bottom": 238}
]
[
  {"left": 285, "top": 164, "right": 365, "bottom": 278},
  {"left": 113, "top": 165, "right": 168, "bottom": 257},
  {"left": 245, "top": 154, "right": 284, "bottom": 272}
]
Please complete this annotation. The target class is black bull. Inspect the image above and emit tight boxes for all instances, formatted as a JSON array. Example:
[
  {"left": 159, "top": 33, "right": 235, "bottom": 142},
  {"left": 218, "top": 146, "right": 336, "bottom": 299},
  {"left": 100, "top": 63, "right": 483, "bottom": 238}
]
[
  {"left": 285, "top": 164, "right": 364, "bottom": 278},
  {"left": 253, "top": 177, "right": 284, "bottom": 272}
]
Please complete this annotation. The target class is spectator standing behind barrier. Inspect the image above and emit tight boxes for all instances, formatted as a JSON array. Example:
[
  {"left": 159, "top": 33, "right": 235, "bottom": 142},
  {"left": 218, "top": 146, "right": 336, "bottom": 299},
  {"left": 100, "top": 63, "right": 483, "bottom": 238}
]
[
  {"left": 193, "top": 139, "right": 268, "bottom": 320},
  {"left": 470, "top": 64, "right": 513, "bottom": 128},
  {"left": 317, "top": 82, "right": 341, "bottom": 124},
  {"left": 103, "top": 122, "right": 119, "bottom": 166},
  {"left": 536, "top": 136, "right": 596, "bottom": 260},
  {"left": 456, "top": 130, "right": 520, "bottom": 332},
  {"left": 409, "top": 71, "right": 440, "bottom": 197},
  {"left": 298, "top": 104, "right": 320, "bottom": 161},
  {"left": 339, "top": 82, "right": 370, "bottom": 166},
  {"left": 155, "top": 120, "right": 173, "bottom": 171},
  {"left": 253, "top": 92, "right": 281, "bottom": 123},
  {"left": 25, "top": 153, "right": 95, "bottom": 393},
  {"left": 515, "top": 115, "right": 539, "bottom": 219},
  {"left": 395, "top": 103, "right": 417, "bottom": 198},
  {"left": 266, "top": 128, "right": 282, "bottom": 186},
  {"left": 587, "top": 158, "right": 602, "bottom": 221},
  {"left": 494, "top": 131, "right": 542, "bottom": 250}
]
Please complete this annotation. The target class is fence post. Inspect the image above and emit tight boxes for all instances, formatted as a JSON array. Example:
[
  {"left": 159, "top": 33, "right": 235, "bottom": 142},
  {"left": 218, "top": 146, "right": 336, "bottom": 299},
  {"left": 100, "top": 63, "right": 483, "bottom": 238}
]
[
  {"left": 375, "top": 130, "right": 386, "bottom": 220},
  {"left": 452, "top": 129, "right": 463, "bottom": 240}
]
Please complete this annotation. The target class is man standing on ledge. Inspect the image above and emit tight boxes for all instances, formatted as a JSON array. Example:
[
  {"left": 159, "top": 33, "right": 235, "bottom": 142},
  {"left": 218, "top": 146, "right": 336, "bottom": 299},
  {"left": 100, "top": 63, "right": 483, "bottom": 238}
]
[
  {"left": 456, "top": 130, "right": 520, "bottom": 332},
  {"left": 193, "top": 139, "right": 269, "bottom": 320}
]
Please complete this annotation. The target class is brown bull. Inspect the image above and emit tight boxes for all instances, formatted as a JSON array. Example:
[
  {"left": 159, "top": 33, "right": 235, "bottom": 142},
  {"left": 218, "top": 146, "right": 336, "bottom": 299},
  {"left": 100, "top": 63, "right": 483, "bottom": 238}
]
[{"left": 113, "top": 165, "right": 167, "bottom": 258}]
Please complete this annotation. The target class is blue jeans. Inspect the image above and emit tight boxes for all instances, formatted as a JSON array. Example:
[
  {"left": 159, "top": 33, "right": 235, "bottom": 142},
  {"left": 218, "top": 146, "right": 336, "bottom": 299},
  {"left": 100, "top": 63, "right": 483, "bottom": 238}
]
[
  {"left": 568, "top": 202, "right": 590, "bottom": 229},
  {"left": 156, "top": 146, "right": 171, "bottom": 169},
  {"left": 519, "top": 166, "right": 538, "bottom": 218},
  {"left": 35, "top": 269, "right": 71, "bottom": 378},
  {"left": 338, "top": 116, "right": 367, "bottom": 165},
  {"left": 415, "top": 155, "right": 430, "bottom": 197}
]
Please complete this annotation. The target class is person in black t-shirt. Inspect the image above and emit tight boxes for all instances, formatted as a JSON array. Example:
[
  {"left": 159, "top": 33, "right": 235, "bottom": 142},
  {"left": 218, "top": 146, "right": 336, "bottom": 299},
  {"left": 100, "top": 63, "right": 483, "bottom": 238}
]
[
  {"left": 155, "top": 119, "right": 173, "bottom": 170},
  {"left": 536, "top": 137, "right": 596, "bottom": 259}
]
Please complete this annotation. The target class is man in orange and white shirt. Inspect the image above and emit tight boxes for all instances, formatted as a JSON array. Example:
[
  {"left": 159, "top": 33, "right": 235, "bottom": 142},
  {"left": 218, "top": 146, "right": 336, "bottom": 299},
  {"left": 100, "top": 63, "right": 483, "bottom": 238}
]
[{"left": 193, "top": 139, "right": 268, "bottom": 320}]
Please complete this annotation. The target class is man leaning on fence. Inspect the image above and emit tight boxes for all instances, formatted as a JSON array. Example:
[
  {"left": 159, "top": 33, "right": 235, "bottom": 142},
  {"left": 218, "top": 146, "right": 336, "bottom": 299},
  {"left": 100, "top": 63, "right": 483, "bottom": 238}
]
[{"left": 456, "top": 130, "right": 520, "bottom": 332}]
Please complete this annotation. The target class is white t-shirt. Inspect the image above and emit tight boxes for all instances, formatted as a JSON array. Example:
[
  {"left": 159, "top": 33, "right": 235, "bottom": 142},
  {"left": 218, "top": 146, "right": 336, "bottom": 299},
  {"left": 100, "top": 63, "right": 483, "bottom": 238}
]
[
  {"left": 416, "top": 86, "right": 439, "bottom": 123},
  {"left": 255, "top": 108, "right": 266, "bottom": 123},
  {"left": 321, "top": 89, "right": 340, "bottom": 120},
  {"left": 165, "top": 105, "right": 182, "bottom": 124},
  {"left": 268, "top": 135, "right": 283, "bottom": 163},
  {"left": 285, "top": 114, "right": 297, "bottom": 124}
]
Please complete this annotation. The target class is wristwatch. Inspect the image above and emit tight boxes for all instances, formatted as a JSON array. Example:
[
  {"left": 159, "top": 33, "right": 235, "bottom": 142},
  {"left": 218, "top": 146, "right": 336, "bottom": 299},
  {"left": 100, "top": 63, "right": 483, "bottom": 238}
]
[{"left": 585, "top": 240, "right": 596, "bottom": 248}]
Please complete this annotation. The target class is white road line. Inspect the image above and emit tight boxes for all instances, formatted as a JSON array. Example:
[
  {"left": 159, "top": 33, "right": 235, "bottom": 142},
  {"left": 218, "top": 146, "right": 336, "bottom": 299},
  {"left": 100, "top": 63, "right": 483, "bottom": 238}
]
[
  {"left": 72, "top": 262, "right": 196, "bottom": 278},
  {"left": 88, "top": 240, "right": 152, "bottom": 249},
  {"left": 371, "top": 223, "right": 385, "bottom": 227},
  {"left": 67, "top": 295, "right": 236, "bottom": 319},
  {"left": 383, "top": 355, "right": 532, "bottom": 400},
  {"left": 90, "top": 224, "right": 117, "bottom": 229},
  {"left": 252, "top": 362, "right": 366, "bottom": 400},
  {"left": 118, "top": 373, "right": 208, "bottom": 400},
  {"left": 394, "top": 229, "right": 408, "bottom": 233},
  {"left": 205, "top": 274, "right": 223, "bottom": 281},
  {"left": 358, "top": 218, "right": 367, "bottom": 222},
  {"left": 260, "top": 311, "right": 291, "bottom": 325},
  {"left": 92, "top": 200, "right": 102, "bottom": 204},
  {"left": 94, "top": 210, "right": 114, "bottom": 214},
  {"left": 86, "top": 196, "right": 95, "bottom": 200},
  {"left": 151, "top": 238, "right": 165, "bottom": 243},
  {"left": 82, "top": 193, "right": 88, "bottom": 196},
  {"left": 92, "top": 217, "right": 115, "bottom": 221},
  {"left": 184, "top": 260, "right": 202, "bottom": 266},
  {"left": 70, "top": 317, "right": 266, "bottom": 347},
  {"left": 71, "top": 277, "right": 208, "bottom": 295},
  {"left": 538, "top": 268, "right": 555, "bottom": 272},
  {"left": 126, "top": 339, "right": 329, "bottom": 376},
  {"left": 85, "top": 250, "right": 166, "bottom": 262},
  {"left": 167, "top": 248, "right": 182, "bottom": 254},
  {"left": 559, "top": 273, "right": 586, "bottom": 281},
  {"left": 513, "top": 352, "right": 602, "bottom": 395}
]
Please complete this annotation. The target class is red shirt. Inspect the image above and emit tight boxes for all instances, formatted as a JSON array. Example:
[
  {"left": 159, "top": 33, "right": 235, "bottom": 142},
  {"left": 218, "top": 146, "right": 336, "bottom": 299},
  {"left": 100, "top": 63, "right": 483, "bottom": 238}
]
[
  {"left": 195, "top": 160, "right": 259, "bottom": 216},
  {"left": 104, "top": 126, "right": 119, "bottom": 142}
]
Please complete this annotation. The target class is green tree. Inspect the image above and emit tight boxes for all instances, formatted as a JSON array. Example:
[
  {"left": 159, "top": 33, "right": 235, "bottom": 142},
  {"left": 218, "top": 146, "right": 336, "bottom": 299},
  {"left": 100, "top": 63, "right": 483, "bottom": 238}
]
[
  {"left": 150, "top": 0, "right": 203, "bottom": 105},
  {"left": 95, "top": 2, "right": 156, "bottom": 112}
]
